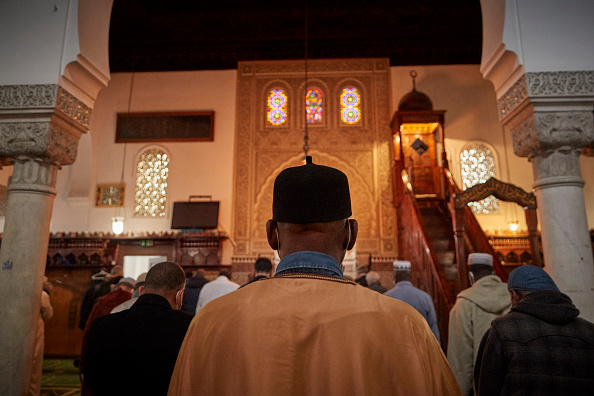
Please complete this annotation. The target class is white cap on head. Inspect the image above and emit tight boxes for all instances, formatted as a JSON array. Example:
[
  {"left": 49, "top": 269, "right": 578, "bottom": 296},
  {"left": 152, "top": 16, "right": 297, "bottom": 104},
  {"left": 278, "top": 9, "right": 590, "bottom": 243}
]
[
  {"left": 118, "top": 277, "right": 136, "bottom": 288},
  {"left": 393, "top": 260, "right": 411, "bottom": 271},
  {"left": 468, "top": 253, "right": 493, "bottom": 267}
]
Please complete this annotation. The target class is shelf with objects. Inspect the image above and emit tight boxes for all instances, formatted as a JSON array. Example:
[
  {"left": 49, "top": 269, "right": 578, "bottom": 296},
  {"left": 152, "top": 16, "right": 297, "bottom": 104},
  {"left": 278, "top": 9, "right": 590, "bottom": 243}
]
[{"left": 0, "top": 230, "right": 228, "bottom": 358}]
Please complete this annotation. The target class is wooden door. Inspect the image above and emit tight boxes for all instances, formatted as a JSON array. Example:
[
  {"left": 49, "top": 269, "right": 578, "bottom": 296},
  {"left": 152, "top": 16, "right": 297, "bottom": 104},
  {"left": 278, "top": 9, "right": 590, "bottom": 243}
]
[{"left": 402, "top": 132, "right": 440, "bottom": 196}]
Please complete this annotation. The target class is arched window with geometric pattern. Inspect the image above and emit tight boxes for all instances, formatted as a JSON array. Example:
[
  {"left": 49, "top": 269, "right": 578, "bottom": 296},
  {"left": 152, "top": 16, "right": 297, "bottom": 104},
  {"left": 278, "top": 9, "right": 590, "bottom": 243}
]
[
  {"left": 305, "top": 88, "right": 323, "bottom": 124},
  {"left": 460, "top": 142, "right": 499, "bottom": 214},
  {"left": 267, "top": 89, "right": 288, "bottom": 125},
  {"left": 134, "top": 147, "right": 169, "bottom": 217},
  {"left": 340, "top": 87, "right": 361, "bottom": 125}
]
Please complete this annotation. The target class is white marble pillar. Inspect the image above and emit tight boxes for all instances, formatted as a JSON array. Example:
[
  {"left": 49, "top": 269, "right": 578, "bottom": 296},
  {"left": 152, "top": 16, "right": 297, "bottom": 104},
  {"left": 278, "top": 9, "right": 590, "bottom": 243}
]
[
  {"left": 533, "top": 151, "right": 594, "bottom": 316},
  {"left": 502, "top": 73, "right": 594, "bottom": 321},
  {"left": 0, "top": 157, "right": 58, "bottom": 394},
  {"left": 0, "top": 84, "right": 86, "bottom": 395}
]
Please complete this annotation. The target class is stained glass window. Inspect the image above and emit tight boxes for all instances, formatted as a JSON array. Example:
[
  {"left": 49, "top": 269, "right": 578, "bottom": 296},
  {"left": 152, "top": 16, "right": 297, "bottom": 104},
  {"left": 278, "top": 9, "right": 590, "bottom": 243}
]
[
  {"left": 340, "top": 87, "right": 361, "bottom": 124},
  {"left": 134, "top": 148, "right": 169, "bottom": 217},
  {"left": 460, "top": 143, "right": 499, "bottom": 214},
  {"left": 306, "top": 88, "right": 323, "bottom": 124},
  {"left": 267, "top": 89, "right": 287, "bottom": 125}
]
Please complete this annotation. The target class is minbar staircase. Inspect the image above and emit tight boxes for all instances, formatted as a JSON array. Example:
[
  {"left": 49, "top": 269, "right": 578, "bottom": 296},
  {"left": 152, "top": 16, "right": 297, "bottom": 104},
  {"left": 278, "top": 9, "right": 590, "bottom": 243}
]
[
  {"left": 418, "top": 203, "right": 459, "bottom": 304},
  {"left": 393, "top": 167, "right": 518, "bottom": 350}
]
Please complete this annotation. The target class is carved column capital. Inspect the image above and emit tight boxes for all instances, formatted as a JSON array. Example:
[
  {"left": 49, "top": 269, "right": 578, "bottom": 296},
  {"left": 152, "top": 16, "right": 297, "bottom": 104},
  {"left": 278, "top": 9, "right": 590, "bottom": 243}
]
[
  {"left": 0, "top": 120, "right": 79, "bottom": 166},
  {"left": 510, "top": 110, "right": 594, "bottom": 158},
  {"left": 0, "top": 84, "right": 89, "bottom": 166}
]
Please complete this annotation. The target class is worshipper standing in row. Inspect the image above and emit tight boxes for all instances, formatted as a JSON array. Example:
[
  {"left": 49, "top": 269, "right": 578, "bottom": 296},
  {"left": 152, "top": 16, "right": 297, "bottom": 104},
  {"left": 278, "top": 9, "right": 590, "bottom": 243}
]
[
  {"left": 474, "top": 265, "right": 594, "bottom": 395},
  {"left": 384, "top": 260, "right": 440, "bottom": 343},
  {"left": 83, "top": 277, "right": 135, "bottom": 330},
  {"left": 78, "top": 265, "right": 123, "bottom": 330},
  {"left": 447, "top": 253, "right": 511, "bottom": 396},
  {"left": 195, "top": 269, "right": 239, "bottom": 313},
  {"left": 365, "top": 270, "right": 387, "bottom": 293},
  {"left": 242, "top": 257, "right": 273, "bottom": 286},
  {"left": 180, "top": 268, "right": 209, "bottom": 314},
  {"left": 355, "top": 264, "right": 369, "bottom": 287},
  {"left": 83, "top": 261, "right": 193, "bottom": 396},
  {"left": 168, "top": 156, "right": 461, "bottom": 395},
  {"left": 111, "top": 272, "right": 147, "bottom": 313},
  {"left": 29, "top": 277, "right": 53, "bottom": 395},
  {"left": 75, "top": 266, "right": 123, "bottom": 369},
  {"left": 79, "top": 276, "right": 135, "bottom": 396}
]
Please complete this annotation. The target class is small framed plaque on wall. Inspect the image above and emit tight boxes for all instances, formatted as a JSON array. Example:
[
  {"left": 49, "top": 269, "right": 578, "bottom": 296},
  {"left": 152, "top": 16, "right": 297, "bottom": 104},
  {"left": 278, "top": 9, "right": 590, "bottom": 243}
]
[
  {"left": 116, "top": 111, "right": 214, "bottom": 143},
  {"left": 96, "top": 184, "right": 125, "bottom": 207}
]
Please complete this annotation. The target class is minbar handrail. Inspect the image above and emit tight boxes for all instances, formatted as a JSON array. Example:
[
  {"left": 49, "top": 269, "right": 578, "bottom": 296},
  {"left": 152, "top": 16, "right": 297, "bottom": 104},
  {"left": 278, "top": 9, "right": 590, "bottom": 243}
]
[
  {"left": 445, "top": 170, "right": 509, "bottom": 288},
  {"left": 394, "top": 162, "right": 453, "bottom": 348}
]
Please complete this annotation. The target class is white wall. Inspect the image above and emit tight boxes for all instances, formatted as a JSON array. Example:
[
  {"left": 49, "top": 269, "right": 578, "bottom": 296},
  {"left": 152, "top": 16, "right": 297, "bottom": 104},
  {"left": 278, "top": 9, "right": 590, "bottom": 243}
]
[
  {"left": 503, "top": 0, "right": 594, "bottom": 72},
  {"left": 0, "top": 0, "right": 78, "bottom": 85}
]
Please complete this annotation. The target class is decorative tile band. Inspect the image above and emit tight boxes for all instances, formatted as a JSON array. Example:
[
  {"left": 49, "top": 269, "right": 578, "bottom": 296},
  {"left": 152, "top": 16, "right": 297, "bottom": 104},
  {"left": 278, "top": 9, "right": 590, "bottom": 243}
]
[
  {"left": 527, "top": 71, "right": 594, "bottom": 97},
  {"left": 0, "top": 84, "right": 57, "bottom": 108},
  {"left": 0, "top": 84, "right": 91, "bottom": 129},
  {"left": 498, "top": 75, "right": 528, "bottom": 121},
  {"left": 498, "top": 71, "right": 594, "bottom": 121},
  {"left": 56, "top": 86, "right": 91, "bottom": 128}
]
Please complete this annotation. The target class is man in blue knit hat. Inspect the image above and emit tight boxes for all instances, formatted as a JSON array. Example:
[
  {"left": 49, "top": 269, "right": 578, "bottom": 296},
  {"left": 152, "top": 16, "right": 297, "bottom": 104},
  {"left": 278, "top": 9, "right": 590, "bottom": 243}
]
[{"left": 474, "top": 265, "right": 594, "bottom": 395}]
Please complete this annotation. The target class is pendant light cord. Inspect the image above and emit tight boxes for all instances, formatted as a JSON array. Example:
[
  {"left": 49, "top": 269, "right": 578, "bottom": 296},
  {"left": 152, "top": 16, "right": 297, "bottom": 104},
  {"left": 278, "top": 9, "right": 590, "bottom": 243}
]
[
  {"left": 116, "top": 73, "right": 134, "bottom": 218},
  {"left": 303, "top": 0, "right": 310, "bottom": 158}
]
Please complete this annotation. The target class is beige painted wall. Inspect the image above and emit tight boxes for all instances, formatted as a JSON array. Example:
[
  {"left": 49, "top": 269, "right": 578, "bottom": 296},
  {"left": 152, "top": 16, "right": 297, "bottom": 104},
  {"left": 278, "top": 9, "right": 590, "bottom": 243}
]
[
  {"left": 2, "top": 63, "right": 593, "bottom": 260},
  {"left": 50, "top": 70, "right": 238, "bottom": 263}
]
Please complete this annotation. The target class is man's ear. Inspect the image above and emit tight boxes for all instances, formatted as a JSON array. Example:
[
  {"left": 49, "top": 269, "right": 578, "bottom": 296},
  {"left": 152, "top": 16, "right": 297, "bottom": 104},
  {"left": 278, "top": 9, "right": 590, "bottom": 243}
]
[
  {"left": 138, "top": 285, "right": 145, "bottom": 296},
  {"left": 510, "top": 289, "right": 521, "bottom": 304},
  {"left": 266, "top": 220, "right": 279, "bottom": 250},
  {"left": 344, "top": 219, "right": 358, "bottom": 250}
]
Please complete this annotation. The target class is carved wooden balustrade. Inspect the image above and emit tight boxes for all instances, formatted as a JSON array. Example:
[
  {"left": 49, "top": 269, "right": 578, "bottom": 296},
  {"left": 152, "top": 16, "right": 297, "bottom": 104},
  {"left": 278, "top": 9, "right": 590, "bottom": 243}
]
[
  {"left": 449, "top": 174, "right": 541, "bottom": 289},
  {"left": 394, "top": 163, "right": 453, "bottom": 349}
]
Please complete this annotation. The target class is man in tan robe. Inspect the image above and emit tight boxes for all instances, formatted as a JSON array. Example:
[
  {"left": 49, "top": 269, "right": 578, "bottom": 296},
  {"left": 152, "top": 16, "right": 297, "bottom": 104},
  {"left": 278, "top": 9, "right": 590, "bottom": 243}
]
[{"left": 168, "top": 156, "right": 461, "bottom": 396}]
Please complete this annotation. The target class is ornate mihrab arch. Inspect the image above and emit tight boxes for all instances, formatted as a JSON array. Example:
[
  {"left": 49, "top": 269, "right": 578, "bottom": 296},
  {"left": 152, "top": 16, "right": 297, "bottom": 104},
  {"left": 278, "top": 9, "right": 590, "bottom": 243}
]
[
  {"left": 232, "top": 59, "right": 397, "bottom": 260},
  {"left": 252, "top": 151, "right": 377, "bottom": 240}
]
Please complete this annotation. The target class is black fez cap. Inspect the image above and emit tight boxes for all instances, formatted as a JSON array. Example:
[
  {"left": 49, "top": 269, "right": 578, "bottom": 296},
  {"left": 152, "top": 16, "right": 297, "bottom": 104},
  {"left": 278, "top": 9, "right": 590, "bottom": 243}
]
[{"left": 273, "top": 156, "right": 352, "bottom": 223}]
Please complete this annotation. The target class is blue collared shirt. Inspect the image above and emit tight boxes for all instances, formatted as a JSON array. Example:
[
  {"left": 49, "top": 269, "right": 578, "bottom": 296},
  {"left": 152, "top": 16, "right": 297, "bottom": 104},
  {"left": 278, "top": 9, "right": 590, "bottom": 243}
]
[
  {"left": 384, "top": 281, "right": 441, "bottom": 342},
  {"left": 275, "top": 251, "right": 344, "bottom": 279}
]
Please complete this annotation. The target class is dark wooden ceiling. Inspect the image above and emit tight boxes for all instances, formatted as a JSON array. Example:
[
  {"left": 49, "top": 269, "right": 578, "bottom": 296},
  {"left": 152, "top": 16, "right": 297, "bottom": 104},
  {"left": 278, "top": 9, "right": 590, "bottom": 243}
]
[{"left": 109, "top": 0, "right": 483, "bottom": 73}]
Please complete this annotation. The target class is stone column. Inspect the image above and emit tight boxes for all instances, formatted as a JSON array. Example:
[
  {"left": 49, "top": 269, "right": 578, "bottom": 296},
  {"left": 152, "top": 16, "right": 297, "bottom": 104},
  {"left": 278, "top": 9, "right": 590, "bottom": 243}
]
[
  {"left": 0, "top": 84, "right": 88, "bottom": 395},
  {"left": 500, "top": 71, "right": 594, "bottom": 321}
]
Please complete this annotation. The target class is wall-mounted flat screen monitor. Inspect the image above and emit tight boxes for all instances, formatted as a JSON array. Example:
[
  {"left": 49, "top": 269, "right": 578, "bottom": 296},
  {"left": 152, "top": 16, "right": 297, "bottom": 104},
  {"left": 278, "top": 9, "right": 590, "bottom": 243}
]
[{"left": 171, "top": 201, "right": 219, "bottom": 230}]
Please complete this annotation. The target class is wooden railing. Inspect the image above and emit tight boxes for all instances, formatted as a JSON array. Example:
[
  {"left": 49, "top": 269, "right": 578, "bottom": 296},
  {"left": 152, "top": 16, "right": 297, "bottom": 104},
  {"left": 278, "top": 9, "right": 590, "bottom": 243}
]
[
  {"left": 444, "top": 169, "right": 508, "bottom": 288},
  {"left": 394, "top": 162, "right": 453, "bottom": 349}
]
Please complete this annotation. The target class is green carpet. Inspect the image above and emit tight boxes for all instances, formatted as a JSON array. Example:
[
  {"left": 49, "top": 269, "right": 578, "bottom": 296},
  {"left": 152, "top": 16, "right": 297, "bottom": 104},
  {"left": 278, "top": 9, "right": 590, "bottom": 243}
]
[{"left": 41, "top": 359, "right": 81, "bottom": 396}]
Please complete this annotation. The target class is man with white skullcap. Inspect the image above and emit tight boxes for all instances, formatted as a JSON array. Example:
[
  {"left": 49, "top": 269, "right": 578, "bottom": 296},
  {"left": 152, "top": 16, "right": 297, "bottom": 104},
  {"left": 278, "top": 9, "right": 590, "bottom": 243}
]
[
  {"left": 384, "top": 260, "right": 440, "bottom": 343},
  {"left": 447, "top": 253, "right": 511, "bottom": 396}
]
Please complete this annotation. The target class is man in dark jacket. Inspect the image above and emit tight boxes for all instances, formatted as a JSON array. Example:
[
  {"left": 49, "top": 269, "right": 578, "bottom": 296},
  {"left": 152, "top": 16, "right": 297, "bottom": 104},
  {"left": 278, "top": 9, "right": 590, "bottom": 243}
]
[
  {"left": 82, "top": 261, "right": 193, "bottom": 396},
  {"left": 474, "top": 265, "right": 594, "bottom": 395},
  {"left": 242, "top": 257, "right": 273, "bottom": 287},
  {"left": 180, "top": 268, "right": 209, "bottom": 314}
]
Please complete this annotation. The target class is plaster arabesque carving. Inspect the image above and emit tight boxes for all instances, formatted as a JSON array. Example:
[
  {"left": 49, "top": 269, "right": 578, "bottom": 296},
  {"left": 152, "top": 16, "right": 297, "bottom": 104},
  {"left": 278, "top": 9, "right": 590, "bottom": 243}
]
[
  {"left": 233, "top": 59, "right": 396, "bottom": 258},
  {"left": 511, "top": 111, "right": 594, "bottom": 159}
]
